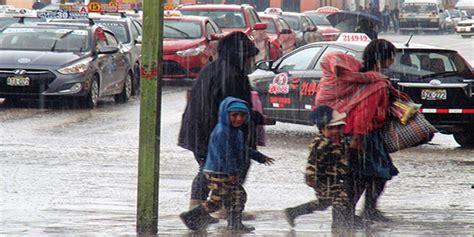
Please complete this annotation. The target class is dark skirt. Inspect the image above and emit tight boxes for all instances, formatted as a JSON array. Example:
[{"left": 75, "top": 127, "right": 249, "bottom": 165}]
[{"left": 349, "top": 129, "right": 399, "bottom": 180}]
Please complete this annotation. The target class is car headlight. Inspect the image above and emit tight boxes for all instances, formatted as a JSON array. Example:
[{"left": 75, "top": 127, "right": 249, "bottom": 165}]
[
  {"left": 176, "top": 45, "right": 206, "bottom": 57},
  {"left": 58, "top": 57, "right": 94, "bottom": 75}
]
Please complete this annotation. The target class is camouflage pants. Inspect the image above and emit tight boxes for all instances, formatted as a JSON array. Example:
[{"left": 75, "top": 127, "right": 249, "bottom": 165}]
[
  {"left": 203, "top": 174, "right": 247, "bottom": 214},
  {"left": 309, "top": 175, "right": 350, "bottom": 210}
]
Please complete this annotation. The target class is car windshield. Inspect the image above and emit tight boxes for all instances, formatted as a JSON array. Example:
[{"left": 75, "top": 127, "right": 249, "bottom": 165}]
[
  {"left": 401, "top": 3, "right": 438, "bottom": 13},
  {"left": 389, "top": 50, "right": 470, "bottom": 77},
  {"left": 281, "top": 15, "right": 300, "bottom": 31},
  {"left": 180, "top": 9, "right": 246, "bottom": 28},
  {"left": 306, "top": 13, "right": 331, "bottom": 26},
  {"left": 0, "top": 27, "right": 89, "bottom": 52},
  {"left": 0, "top": 17, "right": 44, "bottom": 29},
  {"left": 164, "top": 20, "right": 202, "bottom": 39},
  {"left": 261, "top": 18, "right": 276, "bottom": 34},
  {"left": 448, "top": 10, "right": 461, "bottom": 18},
  {"left": 95, "top": 21, "right": 130, "bottom": 43}
]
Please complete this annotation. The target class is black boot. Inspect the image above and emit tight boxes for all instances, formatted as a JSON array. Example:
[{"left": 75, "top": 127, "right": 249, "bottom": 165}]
[
  {"left": 362, "top": 208, "right": 392, "bottom": 222},
  {"left": 227, "top": 211, "right": 255, "bottom": 232},
  {"left": 331, "top": 207, "right": 354, "bottom": 229},
  {"left": 180, "top": 205, "right": 214, "bottom": 230},
  {"left": 284, "top": 202, "right": 316, "bottom": 227}
]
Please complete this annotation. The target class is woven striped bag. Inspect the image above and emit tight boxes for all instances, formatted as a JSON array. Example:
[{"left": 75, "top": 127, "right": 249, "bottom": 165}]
[{"left": 383, "top": 112, "right": 437, "bottom": 153}]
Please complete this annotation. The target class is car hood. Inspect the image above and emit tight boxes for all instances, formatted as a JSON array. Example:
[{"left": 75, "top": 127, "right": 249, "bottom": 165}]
[
  {"left": 163, "top": 38, "right": 204, "bottom": 54},
  {"left": 458, "top": 19, "right": 474, "bottom": 24},
  {"left": 0, "top": 50, "right": 86, "bottom": 68}
]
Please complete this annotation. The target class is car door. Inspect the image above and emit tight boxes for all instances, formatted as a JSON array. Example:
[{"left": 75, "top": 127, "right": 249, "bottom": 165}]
[
  {"left": 130, "top": 19, "right": 142, "bottom": 64},
  {"left": 298, "top": 46, "right": 349, "bottom": 121},
  {"left": 94, "top": 28, "right": 115, "bottom": 96},
  {"left": 256, "top": 45, "right": 323, "bottom": 123},
  {"left": 105, "top": 31, "right": 129, "bottom": 93},
  {"left": 277, "top": 17, "right": 296, "bottom": 55}
]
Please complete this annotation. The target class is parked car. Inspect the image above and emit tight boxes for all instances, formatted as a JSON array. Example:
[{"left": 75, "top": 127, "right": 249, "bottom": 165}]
[
  {"left": 279, "top": 11, "right": 322, "bottom": 47},
  {"left": 51, "top": 12, "right": 143, "bottom": 95},
  {"left": 0, "top": 22, "right": 132, "bottom": 108},
  {"left": 258, "top": 13, "right": 296, "bottom": 60},
  {"left": 455, "top": 18, "right": 474, "bottom": 38},
  {"left": 177, "top": 4, "right": 269, "bottom": 62},
  {"left": 249, "top": 37, "right": 474, "bottom": 147},
  {"left": 445, "top": 9, "right": 464, "bottom": 32},
  {"left": 304, "top": 7, "right": 341, "bottom": 41},
  {"left": 161, "top": 15, "right": 222, "bottom": 79}
]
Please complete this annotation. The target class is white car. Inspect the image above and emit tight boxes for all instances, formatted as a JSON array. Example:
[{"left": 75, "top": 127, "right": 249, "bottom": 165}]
[{"left": 455, "top": 19, "right": 474, "bottom": 38}]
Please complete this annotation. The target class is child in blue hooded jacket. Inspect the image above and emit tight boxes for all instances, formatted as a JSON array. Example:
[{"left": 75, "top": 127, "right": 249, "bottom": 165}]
[{"left": 180, "top": 97, "right": 274, "bottom": 232}]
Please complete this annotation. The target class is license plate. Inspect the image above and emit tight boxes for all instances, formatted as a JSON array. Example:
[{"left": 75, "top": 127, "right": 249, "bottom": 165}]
[
  {"left": 6, "top": 76, "right": 30, "bottom": 86},
  {"left": 421, "top": 89, "right": 446, "bottom": 100}
]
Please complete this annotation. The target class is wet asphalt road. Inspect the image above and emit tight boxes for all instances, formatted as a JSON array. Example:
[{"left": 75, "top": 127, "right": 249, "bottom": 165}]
[{"left": 1, "top": 34, "right": 473, "bottom": 236}]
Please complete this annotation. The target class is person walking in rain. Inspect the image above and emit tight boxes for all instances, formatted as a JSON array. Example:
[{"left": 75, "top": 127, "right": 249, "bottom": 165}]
[
  {"left": 316, "top": 39, "right": 411, "bottom": 222},
  {"left": 180, "top": 97, "right": 274, "bottom": 232},
  {"left": 284, "top": 105, "right": 359, "bottom": 229},
  {"left": 178, "top": 31, "right": 274, "bottom": 218}
]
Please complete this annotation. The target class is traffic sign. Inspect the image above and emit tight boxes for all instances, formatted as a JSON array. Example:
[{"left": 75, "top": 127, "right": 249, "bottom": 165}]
[{"left": 88, "top": 2, "right": 101, "bottom": 13}]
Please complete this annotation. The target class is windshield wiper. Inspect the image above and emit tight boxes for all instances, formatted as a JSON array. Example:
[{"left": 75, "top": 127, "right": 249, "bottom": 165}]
[
  {"left": 50, "top": 30, "right": 74, "bottom": 52},
  {"left": 164, "top": 25, "right": 191, "bottom": 39},
  {"left": 420, "top": 71, "right": 459, "bottom": 79}
]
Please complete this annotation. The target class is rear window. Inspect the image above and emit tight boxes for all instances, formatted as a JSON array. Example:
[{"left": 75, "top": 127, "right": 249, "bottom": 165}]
[
  {"left": 0, "top": 27, "right": 89, "bottom": 52},
  {"left": 180, "top": 9, "right": 246, "bottom": 29},
  {"left": 164, "top": 20, "right": 202, "bottom": 39},
  {"left": 389, "top": 50, "right": 471, "bottom": 76}
]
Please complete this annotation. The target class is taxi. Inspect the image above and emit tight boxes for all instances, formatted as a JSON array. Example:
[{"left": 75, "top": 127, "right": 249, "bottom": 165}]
[
  {"left": 162, "top": 11, "right": 222, "bottom": 79},
  {"left": 249, "top": 33, "right": 474, "bottom": 147},
  {"left": 278, "top": 11, "right": 322, "bottom": 47},
  {"left": 455, "top": 19, "right": 474, "bottom": 38},
  {"left": 0, "top": 22, "right": 132, "bottom": 108},
  {"left": 258, "top": 11, "right": 296, "bottom": 60},
  {"left": 304, "top": 6, "right": 341, "bottom": 41},
  {"left": 51, "top": 12, "right": 143, "bottom": 95},
  {"left": 177, "top": 4, "right": 269, "bottom": 62}
]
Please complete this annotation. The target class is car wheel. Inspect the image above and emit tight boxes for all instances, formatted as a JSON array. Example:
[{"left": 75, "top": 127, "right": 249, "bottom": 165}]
[
  {"left": 453, "top": 130, "right": 474, "bottom": 148},
  {"left": 3, "top": 97, "right": 22, "bottom": 107},
  {"left": 132, "top": 63, "right": 140, "bottom": 96},
  {"left": 114, "top": 72, "right": 132, "bottom": 103},
  {"left": 81, "top": 77, "right": 99, "bottom": 109}
]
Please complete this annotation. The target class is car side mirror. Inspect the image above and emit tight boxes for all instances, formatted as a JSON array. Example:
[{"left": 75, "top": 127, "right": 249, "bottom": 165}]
[
  {"left": 135, "top": 35, "right": 142, "bottom": 44},
  {"left": 280, "top": 29, "right": 292, "bottom": 34},
  {"left": 306, "top": 26, "right": 317, "bottom": 32},
  {"left": 209, "top": 33, "right": 219, "bottom": 41},
  {"left": 98, "top": 45, "right": 119, "bottom": 54},
  {"left": 256, "top": 60, "right": 273, "bottom": 71},
  {"left": 254, "top": 22, "right": 267, "bottom": 30}
]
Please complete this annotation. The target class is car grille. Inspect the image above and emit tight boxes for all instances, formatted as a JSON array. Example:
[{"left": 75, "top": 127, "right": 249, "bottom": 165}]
[
  {"left": 0, "top": 69, "right": 56, "bottom": 95},
  {"left": 161, "top": 60, "right": 186, "bottom": 76},
  {"left": 457, "top": 23, "right": 473, "bottom": 27}
]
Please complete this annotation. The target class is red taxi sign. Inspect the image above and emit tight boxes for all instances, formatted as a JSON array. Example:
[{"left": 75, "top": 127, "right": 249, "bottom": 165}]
[
  {"left": 315, "top": 6, "right": 340, "bottom": 13},
  {"left": 336, "top": 33, "right": 371, "bottom": 42},
  {"left": 264, "top": 8, "right": 283, "bottom": 15}
]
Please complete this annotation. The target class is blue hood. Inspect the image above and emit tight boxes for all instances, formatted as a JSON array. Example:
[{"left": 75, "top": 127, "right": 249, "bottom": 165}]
[{"left": 217, "top": 96, "right": 250, "bottom": 129}]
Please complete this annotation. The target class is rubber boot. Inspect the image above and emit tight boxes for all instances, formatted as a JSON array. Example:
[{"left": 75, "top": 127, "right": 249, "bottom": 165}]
[
  {"left": 179, "top": 205, "right": 214, "bottom": 231},
  {"left": 331, "top": 207, "right": 353, "bottom": 229},
  {"left": 227, "top": 211, "right": 255, "bottom": 232},
  {"left": 284, "top": 202, "right": 315, "bottom": 227},
  {"left": 189, "top": 199, "right": 219, "bottom": 224}
]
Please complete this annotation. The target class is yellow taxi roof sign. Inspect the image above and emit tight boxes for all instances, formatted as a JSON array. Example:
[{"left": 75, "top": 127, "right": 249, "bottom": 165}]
[
  {"left": 164, "top": 3, "right": 175, "bottom": 10},
  {"left": 337, "top": 33, "right": 371, "bottom": 42},
  {"left": 164, "top": 10, "right": 182, "bottom": 17}
]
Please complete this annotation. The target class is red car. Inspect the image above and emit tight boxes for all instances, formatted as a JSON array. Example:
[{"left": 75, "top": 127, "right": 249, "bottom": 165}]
[
  {"left": 162, "top": 15, "right": 222, "bottom": 79},
  {"left": 304, "top": 7, "right": 341, "bottom": 41},
  {"left": 258, "top": 13, "right": 297, "bottom": 60},
  {"left": 177, "top": 4, "right": 269, "bottom": 62}
]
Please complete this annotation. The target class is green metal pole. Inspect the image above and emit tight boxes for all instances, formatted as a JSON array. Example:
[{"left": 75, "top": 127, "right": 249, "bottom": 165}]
[{"left": 136, "top": 0, "right": 163, "bottom": 235}]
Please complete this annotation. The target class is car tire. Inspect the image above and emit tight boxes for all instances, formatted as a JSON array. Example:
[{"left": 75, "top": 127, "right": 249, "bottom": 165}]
[
  {"left": 81, "top": 76, "right": 99, "bottom": 109},
  {"left": 453, "top": 130, "right": 474, "bottom": 148},
  {"left": 114, "top": 72, "right": 132, "bottom": 103},
  {"left": 3, "top": 97, "right": 22, "bottom": 108},
  {"left": 132, "top": 63, "right": 140, "bottom": 96}
]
